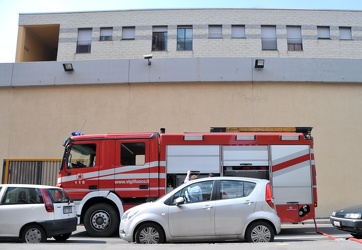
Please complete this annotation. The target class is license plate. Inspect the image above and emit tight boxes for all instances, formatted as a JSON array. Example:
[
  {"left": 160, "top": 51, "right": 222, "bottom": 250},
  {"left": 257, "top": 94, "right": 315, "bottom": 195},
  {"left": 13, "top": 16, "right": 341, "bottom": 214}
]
[
  {"left": 63, "top": 206, "right": 73, "bottom": 214},
  {"left": 333, "top": 221, "right": 341, "bottom": 227}
]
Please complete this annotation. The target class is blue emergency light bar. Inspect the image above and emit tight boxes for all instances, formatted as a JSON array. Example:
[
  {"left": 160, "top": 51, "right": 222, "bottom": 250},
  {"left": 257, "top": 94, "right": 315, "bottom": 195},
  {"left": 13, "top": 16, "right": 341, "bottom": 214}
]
[{"left": 71, "top": 132, "right": 83, "bottom": 136}]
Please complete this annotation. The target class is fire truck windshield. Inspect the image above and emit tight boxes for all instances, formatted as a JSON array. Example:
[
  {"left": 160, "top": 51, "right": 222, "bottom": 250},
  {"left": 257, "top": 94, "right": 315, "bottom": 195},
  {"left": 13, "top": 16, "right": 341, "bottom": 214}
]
[{"left": 67, "top": 144, "right": 97, "bottom": 169}]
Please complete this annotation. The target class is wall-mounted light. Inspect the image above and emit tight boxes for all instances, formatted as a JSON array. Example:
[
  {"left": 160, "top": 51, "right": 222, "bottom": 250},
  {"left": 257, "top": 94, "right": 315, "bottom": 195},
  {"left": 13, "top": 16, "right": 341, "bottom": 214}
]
[
  {"left": 143, "top": 54, "right": 153, "bottom": 65},
  {"left": 62, "top": 63, "right": 74, "bottom": 72},
  {"left": 254, "top": 59, "right": 265, "bottom": 69}
]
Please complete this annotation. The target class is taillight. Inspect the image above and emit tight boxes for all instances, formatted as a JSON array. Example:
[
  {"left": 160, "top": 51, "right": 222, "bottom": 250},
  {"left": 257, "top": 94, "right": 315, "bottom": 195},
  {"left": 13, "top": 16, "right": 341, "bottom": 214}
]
[
  {"left": 265, "top": 183, "right": 274, "bottom": 209},
  {"left": 41, "top": 189, "right": 54, "bottom": 212}
]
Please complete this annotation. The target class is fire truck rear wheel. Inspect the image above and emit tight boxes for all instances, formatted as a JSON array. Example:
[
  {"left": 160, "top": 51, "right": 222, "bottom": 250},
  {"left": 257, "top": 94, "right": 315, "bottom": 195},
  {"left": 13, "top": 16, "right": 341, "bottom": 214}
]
[{"left": 84, "top": 203, "right": 119, "bottom": 237}]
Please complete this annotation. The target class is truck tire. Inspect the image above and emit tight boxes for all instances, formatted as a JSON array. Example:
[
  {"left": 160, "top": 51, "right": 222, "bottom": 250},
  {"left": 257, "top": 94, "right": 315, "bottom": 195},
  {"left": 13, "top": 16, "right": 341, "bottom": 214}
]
[{"left": 84, "top": 203, "right": 119, "bottom": 237}]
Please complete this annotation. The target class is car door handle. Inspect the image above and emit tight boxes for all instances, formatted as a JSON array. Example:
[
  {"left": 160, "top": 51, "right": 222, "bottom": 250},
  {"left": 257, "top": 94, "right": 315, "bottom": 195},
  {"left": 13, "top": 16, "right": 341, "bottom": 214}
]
[
  {"left": 244, "top": 200, "right": 254, "bottom": 205},
  {"left": 203, "top": 205, "right": 213, "bottom": 210}
]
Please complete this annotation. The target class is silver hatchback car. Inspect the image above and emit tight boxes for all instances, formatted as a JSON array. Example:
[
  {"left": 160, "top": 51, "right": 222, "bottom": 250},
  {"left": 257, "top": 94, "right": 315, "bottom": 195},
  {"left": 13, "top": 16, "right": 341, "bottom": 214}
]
[{"left": 119, "top": 176, "right": 281, "bottom": 243}]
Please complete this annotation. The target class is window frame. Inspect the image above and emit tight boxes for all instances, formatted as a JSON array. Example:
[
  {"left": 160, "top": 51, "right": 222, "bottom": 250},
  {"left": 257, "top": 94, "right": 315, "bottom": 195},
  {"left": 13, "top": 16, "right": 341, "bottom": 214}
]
[
  {"left": 120, "top": 142, "right": 146, "bottom": 166},
  {"left": 208, "top": 25, "right": 222, "bottom": 39},
  {"left": 317, "top": 26, "right": 330, "bottom": 39},
  {"left": 1, "top": 187, "right": 43, "bottom": 205},
  {"left": 76, "top": 28, "right": 92, "bottom": 53},
  {"left": 152, "top": 26, "right": 168, "bottom": 51},
  {"left": 122, "top": 26, "right": 136, "bottom": 40},
  {"left": 287, "top": 26, "right": 303, "bottom": 51},
  {"left": 219, "top": 180, "right": 256, "bottom": 200},
  {"left": 68, "top": 143, "right": 97, "bottom": 168},
  {"left": 339, "top": 26, "right": 352, "bottom": 40},
  {"left": 177, "top": 26, "right": 193, "bottom": 51},
  {"left": 231, "top": 25, "right": 245, "bottom": 39},
  {"left": 261, "top": 25, "right": 277, "bottom": 50},
  {"left": 100, "top": 27, "right": 113, "bottom": 41}
]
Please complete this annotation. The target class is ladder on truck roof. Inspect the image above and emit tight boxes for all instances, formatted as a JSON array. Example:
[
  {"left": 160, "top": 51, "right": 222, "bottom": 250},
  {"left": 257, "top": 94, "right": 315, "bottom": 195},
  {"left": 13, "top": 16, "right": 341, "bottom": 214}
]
[{"left": 210, "top": 127, "right": 313, "bottom": 139}]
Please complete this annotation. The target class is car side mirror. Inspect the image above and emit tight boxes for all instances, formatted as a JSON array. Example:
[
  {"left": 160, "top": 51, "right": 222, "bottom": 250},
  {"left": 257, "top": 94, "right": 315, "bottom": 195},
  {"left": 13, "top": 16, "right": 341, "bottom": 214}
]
[{"left": 175, "top": 197, "right": 185, "bottom": 206}]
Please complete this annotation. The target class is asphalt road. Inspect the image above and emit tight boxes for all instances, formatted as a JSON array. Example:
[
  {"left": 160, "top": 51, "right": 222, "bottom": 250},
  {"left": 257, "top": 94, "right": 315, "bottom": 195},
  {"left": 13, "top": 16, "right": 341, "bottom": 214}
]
[{"left": 1, "top": 222, "right": 361, "bottom": 250}]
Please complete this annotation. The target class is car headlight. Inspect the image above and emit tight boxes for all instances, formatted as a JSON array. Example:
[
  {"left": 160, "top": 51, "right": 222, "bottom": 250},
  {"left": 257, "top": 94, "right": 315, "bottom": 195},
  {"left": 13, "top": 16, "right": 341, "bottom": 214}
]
[
  {"left": 121, "top": 209, "right": 139, "bottom": 222},
  {"left": 331, "top": 211, "right": 336, "bottom": 216},
  {"left": 345, "top": 213, "right": 362, "bottom": 219}
]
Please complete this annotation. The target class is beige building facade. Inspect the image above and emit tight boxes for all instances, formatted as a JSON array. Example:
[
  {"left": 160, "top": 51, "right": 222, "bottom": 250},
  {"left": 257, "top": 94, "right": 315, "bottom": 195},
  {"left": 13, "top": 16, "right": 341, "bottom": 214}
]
[{"left": 1, "top": 8, "right": 362, "bottom": 218}]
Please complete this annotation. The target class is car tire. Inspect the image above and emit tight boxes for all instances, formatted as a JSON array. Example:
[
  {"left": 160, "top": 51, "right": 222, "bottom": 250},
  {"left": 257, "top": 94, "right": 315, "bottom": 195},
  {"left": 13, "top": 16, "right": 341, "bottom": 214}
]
[
  {"left": 135, "top": 223, "right": 165, "bottom": 244},
  {"left": 84, "top": 203, "right": 119, "bottom": 237},
  {"left": 351, "top": 233, "right": 362, "bottom": 239},
  {"left": 21, "top": 224, "right": 47, "bottom": 243},
  {"left": 53, "top": 233, "right": 72, "bottom": 241},
  {"left": 245, "top": 221, "right": 274, "bottom": 242}
]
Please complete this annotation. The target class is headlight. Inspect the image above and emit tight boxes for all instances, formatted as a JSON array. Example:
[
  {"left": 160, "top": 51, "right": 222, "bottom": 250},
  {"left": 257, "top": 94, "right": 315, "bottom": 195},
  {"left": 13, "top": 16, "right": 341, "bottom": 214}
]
[
  {"left": 121, "top": 209, "right": 139, "bottom": 222},
  {"left": 345, "top": 213, "right": 362, "bottom": 219},
  {"left": 331, "top": 211, "right": 336, "bottom": 216}
]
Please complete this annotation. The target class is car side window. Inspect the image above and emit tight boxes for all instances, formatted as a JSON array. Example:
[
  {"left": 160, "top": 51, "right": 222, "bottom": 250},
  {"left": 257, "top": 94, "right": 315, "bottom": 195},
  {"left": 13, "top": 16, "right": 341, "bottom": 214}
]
[
  {"left": 1, "top": 187, "right": 43, "bottom": 205},
  {"left": 219, "top": 180, "right": 256, "bottom": 200},
  {"left": 171, "top": 180, "right": 214, "bottom": 204}
]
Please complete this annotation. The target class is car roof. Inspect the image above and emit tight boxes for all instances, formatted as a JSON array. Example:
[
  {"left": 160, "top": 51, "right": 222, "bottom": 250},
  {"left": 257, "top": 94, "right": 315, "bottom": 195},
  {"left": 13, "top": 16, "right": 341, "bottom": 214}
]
[
  {"left": 191, "top": 176, "right": 269, "bottom": 183},
  {"left": 0, "top": 184, "right": 61, "bottom": 189}
]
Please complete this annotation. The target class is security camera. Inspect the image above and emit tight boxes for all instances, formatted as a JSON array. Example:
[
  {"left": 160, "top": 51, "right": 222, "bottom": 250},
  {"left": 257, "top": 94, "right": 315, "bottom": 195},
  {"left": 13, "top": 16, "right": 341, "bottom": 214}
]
[{"left": 143, "top": 54, "right": 153, "bottom": 60}]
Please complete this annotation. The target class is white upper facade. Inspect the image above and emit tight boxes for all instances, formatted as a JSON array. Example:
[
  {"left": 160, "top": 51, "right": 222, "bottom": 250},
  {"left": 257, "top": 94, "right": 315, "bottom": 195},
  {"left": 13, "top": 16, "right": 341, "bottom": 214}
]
[{"left": 18, "top": 8, "right": 362, "bottom": 61}]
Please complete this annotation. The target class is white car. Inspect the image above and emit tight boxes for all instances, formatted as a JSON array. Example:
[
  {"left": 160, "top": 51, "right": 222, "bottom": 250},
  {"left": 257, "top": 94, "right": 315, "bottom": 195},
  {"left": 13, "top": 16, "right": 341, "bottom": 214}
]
[
  {"left": 120, "top": 176, "right": 281, "bottom": 243},
  {"left": 0, "top": 184, "right": 77, "bottom": 243}
]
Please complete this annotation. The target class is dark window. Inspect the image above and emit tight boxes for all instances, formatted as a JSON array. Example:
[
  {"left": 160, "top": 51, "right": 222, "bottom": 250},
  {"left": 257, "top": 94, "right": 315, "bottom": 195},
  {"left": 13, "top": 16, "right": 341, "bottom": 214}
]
[
  {"left": 77, "top": 28, "right": 92, "bottom": 53},
  {"left": 177, "top": 26, "right": 193, "bottom": 51},
  {"left": 152, "top": 26, "right": 168, "bottom": 51},
  {"left": 121, "top": 143, "right": 145, "bottom": 166},
  {"left": 1, "top": 187, "right": 43, "bottom": 205}
]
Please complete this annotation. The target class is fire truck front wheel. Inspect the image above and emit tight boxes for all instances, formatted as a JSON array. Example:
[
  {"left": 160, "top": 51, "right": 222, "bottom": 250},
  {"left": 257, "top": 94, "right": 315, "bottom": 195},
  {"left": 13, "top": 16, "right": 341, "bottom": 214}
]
[{"left": 84, "top": 203, "right": 120, "bottom": 237}]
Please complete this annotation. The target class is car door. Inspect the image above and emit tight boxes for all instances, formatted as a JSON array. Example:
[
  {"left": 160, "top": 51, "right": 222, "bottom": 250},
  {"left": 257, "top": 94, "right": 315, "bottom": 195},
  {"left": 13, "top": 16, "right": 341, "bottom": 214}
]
[
  {"left": 214, "top": 180, "right": 257, "bottom": 235},
  {"left": 168, "top": 180, "right": 215, "bottom": 237}
]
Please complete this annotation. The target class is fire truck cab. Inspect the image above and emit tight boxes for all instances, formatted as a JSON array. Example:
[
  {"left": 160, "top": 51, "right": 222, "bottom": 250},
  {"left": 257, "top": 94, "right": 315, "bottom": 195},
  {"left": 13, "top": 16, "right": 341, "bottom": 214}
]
[{"left": 58, "top": 127, "right": 317, "bottom": 237}]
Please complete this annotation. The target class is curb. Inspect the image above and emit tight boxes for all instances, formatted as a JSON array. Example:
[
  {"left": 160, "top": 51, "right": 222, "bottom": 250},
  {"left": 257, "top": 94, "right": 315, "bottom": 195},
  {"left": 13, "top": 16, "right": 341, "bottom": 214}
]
[{"left": 284, "top": 218, "right": 330, "bottom": 225}]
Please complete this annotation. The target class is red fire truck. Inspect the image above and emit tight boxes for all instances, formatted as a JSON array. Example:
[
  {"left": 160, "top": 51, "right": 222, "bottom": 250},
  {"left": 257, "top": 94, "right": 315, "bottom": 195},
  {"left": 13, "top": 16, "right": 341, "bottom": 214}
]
[{"left": 57, "top": 127, "right": 317, "bottom": 237}]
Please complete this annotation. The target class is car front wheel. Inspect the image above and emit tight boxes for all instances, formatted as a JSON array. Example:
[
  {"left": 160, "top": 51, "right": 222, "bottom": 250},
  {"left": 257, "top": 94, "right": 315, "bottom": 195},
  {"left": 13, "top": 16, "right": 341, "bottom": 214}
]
[
  {"left": 135, "top": 223, "right": 165, "bottom": 244},
  {"left": 21, "top": 224, "right": 47, "bottom": 243},
  {"left": 245, "top": 221, "right": 274, "bottom": 242}
]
